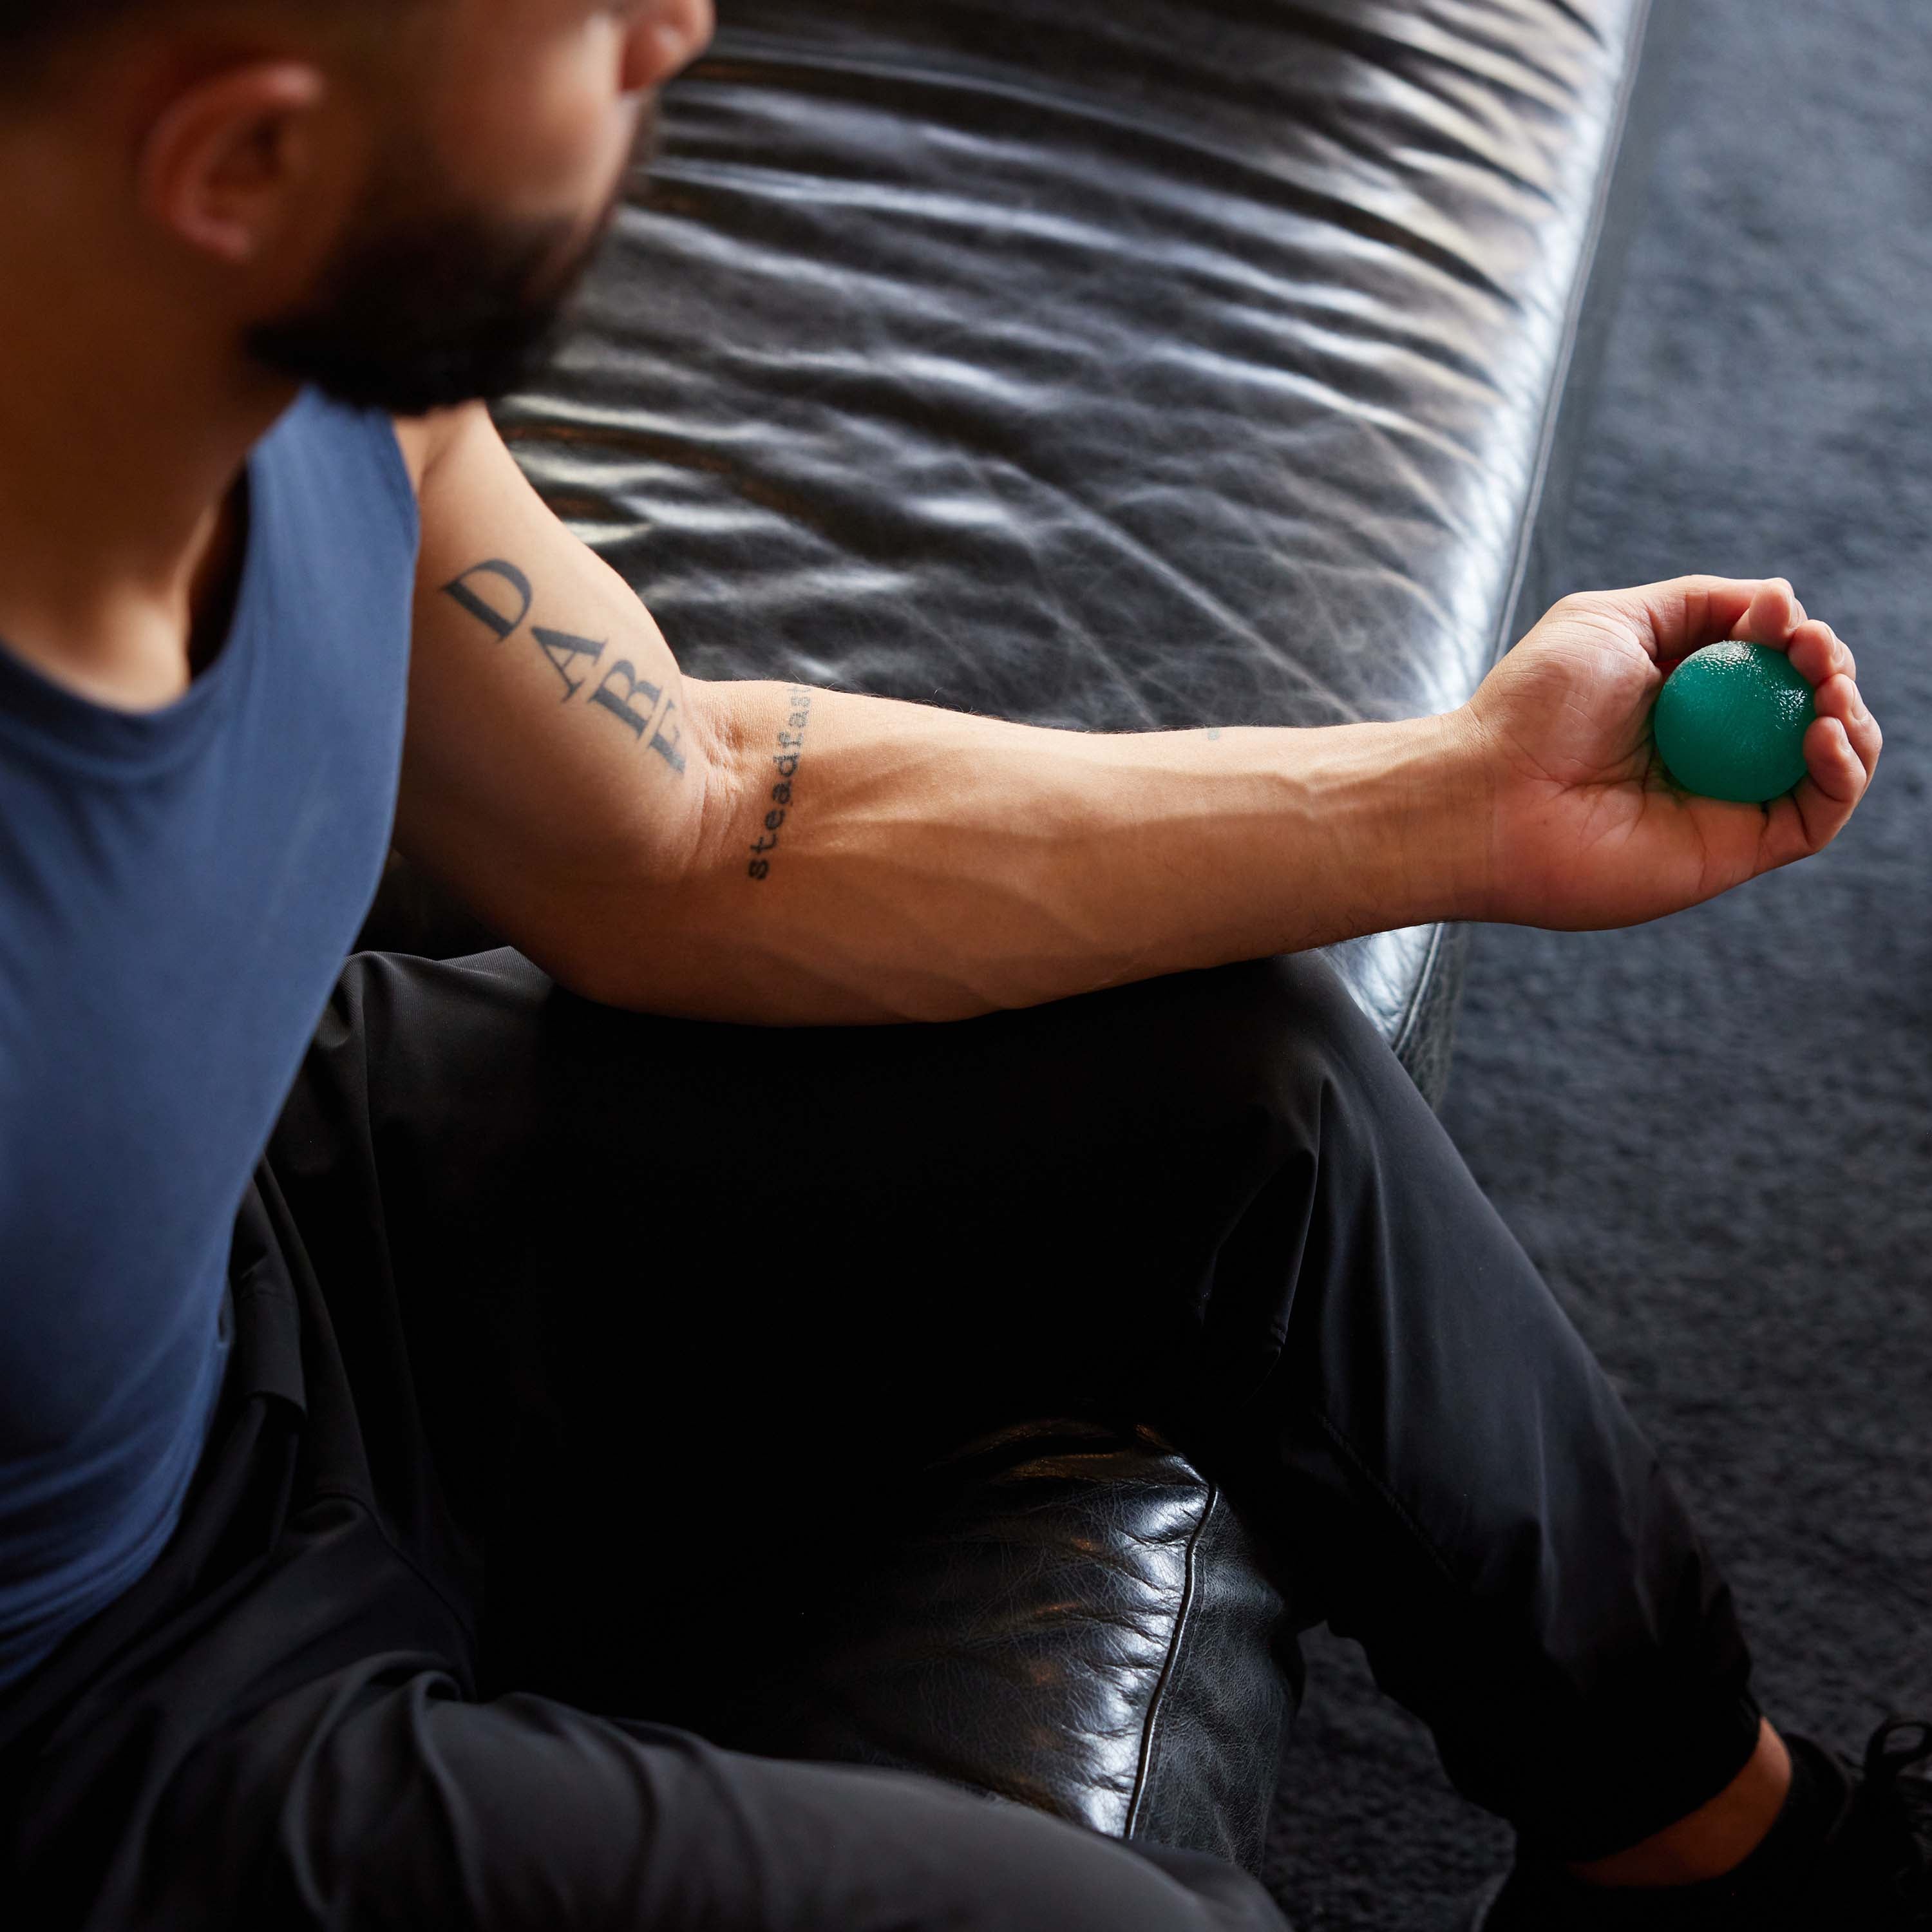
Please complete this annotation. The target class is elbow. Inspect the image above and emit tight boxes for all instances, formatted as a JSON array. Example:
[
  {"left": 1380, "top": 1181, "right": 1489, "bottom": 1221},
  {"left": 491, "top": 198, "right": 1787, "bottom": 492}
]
[{"left": 545, "top": 679, "right": 750, "bottom": 1011}]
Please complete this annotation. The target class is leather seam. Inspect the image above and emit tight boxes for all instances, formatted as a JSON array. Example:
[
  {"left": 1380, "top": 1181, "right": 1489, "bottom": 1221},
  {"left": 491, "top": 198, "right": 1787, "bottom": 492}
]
[
  {"left": 1387, "top": 918, "right": 1450, "bottom": 1069},
  {"left": 1398, "top": 6, "right": 1660, "bottom": 1090},
  {"left": 1495, "top": 0, "right": 1660, "bottom": 667},
  {"left": 1123, "top": 1481, "right": 1217, "bottom": 1843}
]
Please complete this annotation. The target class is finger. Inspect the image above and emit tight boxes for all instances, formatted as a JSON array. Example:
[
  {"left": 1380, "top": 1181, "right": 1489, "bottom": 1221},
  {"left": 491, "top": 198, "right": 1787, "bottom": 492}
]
[
  {"left": 1804, "top": 710, "right": 1867, "bottom": 803},
  {"left": 1760, "top": 684, "right": 1883, "bottom": 870},
  {"left": 1814, "top": 670, "right": 1884, "bottom": 781},
  {"left": 1786, "top": 618, "right": 1855, "bottom": 688},
  {"left": 1757, "top": 716, "right": 1862, "bottom": 869},
  {"left": 1730, "top": 578, "right": 1804, "bottom": 647}
]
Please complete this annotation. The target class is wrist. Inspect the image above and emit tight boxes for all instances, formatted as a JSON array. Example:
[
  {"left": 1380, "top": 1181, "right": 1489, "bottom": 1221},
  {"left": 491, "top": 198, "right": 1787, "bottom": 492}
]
[
  {"left": 1376, "top": 708, "right": 1497, "bottom": 929},
  {"left": 1438, "top": 705, "right": 1502, "bottom": 922}
]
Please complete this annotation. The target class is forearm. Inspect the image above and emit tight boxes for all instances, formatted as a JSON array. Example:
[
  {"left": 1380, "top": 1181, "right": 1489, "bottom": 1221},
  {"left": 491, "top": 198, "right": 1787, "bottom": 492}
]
[
  {"left": 401, "top": 419, "right": 1873, "bottom": 1017},
  {"left": 585, "top": 678, "right": 1484, "bottom": 1025}
]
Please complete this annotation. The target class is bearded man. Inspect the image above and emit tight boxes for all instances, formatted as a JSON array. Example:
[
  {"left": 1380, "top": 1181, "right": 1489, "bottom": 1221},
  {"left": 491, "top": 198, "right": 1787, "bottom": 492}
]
[{"left": 0, "top": 3, "right": 1921, "bottom": 1929}]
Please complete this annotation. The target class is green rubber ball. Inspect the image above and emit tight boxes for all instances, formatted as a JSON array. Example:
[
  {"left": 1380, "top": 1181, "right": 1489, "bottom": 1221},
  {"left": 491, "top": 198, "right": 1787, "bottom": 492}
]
[{"left": 1652, "top": 641, "right": 1817, "bottom": 804}]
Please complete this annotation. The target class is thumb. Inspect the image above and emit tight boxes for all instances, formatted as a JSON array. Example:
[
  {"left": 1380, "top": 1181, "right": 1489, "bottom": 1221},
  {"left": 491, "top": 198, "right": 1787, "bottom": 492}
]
[{"left": 1587, "top": 574, "right": 1794, "bottom": 665}]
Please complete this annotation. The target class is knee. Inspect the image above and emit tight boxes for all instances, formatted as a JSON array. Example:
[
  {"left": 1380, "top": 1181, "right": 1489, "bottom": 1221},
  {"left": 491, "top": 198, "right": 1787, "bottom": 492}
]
[{"left": 1121, "top": 951, "right": 1408, "bottom": 1151}]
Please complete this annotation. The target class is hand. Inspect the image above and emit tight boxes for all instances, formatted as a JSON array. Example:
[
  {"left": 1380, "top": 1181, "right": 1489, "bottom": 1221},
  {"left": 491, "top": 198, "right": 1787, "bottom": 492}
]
[{"left": 1452, "top": 576, "right": 1881, "bottom": 931}]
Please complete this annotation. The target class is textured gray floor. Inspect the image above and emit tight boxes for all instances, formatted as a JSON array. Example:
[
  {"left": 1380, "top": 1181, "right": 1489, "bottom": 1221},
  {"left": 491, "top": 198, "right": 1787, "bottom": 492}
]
[{"left": 1265, "top": 1, "right": 1932, "bottom": 1925}]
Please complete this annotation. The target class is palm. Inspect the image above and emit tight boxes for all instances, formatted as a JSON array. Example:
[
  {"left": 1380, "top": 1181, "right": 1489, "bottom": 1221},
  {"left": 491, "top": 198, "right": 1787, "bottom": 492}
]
[{"left": 1465, "top": 579, "right": 1877, "bottom": 932}]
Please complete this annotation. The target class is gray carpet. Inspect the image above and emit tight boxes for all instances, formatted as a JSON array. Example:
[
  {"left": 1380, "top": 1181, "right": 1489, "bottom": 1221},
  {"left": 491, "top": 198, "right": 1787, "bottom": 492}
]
[{"left": 1265, "top": 0, "right": 1932, "bottom": 1925}]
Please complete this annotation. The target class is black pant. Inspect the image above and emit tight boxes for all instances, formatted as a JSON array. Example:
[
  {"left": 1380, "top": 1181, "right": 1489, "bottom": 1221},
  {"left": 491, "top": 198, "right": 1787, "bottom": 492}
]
[{"left": 0, "top": 949, "right": 1762, "bottom": 1929}]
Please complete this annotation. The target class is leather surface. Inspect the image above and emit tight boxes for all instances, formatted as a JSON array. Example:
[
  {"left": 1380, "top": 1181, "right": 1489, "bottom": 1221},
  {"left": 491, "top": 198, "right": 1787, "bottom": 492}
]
[
  {"left": 370, "top": 0, "right": 1683, "bottom": 1869},
  {"left": 712, "top": 1419, "right": 1293, "bottom": 1877},
  {"left": 499, "top": 0, "right": 1668, "bottom": 1099}
]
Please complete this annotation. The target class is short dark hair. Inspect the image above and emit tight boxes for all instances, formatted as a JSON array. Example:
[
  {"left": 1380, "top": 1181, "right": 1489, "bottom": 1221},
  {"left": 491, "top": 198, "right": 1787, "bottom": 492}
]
[
  {"left": 0, "top": 0, "right": 143, "bottom": 63},
  {"left": 0, "top": 1, "right": 413, "bottom": 95}
]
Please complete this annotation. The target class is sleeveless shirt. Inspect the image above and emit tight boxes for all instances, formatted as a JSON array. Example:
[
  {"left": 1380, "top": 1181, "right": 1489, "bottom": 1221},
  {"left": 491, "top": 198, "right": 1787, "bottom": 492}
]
[{"left": 0, "top": 391, "right": 419, "bottom": 1690}]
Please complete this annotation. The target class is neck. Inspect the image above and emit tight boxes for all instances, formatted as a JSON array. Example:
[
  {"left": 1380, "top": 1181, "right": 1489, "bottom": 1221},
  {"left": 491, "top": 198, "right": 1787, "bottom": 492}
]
[{"left": 0, "top": 285, "right": 299, "bottom": 710}]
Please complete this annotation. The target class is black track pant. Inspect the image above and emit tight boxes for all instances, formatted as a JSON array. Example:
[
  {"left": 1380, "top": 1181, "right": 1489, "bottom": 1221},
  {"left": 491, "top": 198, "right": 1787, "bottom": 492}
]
[{"left": 0, "top": 949, "right": 1763, "bottom": 1929}]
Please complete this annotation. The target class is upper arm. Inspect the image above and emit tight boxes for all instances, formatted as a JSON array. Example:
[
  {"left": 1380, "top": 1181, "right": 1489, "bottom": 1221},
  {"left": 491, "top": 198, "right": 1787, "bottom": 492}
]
[{"left": 392, "top": 402, "right": 717, "bottom": 990}]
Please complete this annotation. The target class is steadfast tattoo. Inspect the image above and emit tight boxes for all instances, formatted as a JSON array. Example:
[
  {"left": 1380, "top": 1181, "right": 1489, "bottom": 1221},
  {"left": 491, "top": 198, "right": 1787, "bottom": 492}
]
[
  {"left": 748, "top": 686, "right": 815, "bottom": 883},
  {"left": 440, "top": 559, "right": 686, "bottom": 777}
]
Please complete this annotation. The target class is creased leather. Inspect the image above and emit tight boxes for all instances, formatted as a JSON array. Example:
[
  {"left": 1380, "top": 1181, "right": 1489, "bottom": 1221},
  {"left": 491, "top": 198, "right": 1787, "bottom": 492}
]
[
  {"left": 497, "top": 0, "right": 1664, "bottom": 1099},
  {"left": 716, "top": 1419, "right": 1291, "bottom": 1877},
  {"left": 431, "top": 0, "right": 1678, "bottom": 1866}
]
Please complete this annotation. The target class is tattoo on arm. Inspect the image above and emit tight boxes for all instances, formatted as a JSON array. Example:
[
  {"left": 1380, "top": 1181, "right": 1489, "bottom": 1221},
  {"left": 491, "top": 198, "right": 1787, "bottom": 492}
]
[
  {"left": 439, "top": 558, "right": 687, "bottom": 777},
  {"left": 443, "top": 559, "right": 531, "bottom": 639},
  {"left": 747, "top": 685, "right": 815, "bottom": 884}
]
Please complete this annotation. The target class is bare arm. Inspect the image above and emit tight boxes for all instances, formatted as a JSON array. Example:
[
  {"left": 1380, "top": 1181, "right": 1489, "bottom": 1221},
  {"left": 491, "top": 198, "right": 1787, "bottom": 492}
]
[
  {"left": 397, "top": 406, "right": 1472, "bottom": 1022},
  {"left": 395, "top": 405, "right": 1879, "bottom": 1025},
  {"left": 655, "top": 684, "right": 1474, "bottom": 1023}
]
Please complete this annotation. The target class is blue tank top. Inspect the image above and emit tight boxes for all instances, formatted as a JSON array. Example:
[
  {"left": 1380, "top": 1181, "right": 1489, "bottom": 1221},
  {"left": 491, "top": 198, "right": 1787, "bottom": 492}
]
[{"left": 0, "top": 392, "right": 417, "bottom": 1692}]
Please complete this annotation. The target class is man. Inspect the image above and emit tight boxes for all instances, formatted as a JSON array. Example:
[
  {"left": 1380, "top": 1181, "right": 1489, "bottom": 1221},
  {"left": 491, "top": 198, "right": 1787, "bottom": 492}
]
[{"left": 0, "top": 1, "right": 1921, "bottom": 1927}]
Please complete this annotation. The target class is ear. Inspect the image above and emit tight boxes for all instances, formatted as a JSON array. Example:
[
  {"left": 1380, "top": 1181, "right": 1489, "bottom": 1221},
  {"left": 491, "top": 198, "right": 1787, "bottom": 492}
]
[{"left": 137, "top": 62, "right": 331, "bottom": 266}]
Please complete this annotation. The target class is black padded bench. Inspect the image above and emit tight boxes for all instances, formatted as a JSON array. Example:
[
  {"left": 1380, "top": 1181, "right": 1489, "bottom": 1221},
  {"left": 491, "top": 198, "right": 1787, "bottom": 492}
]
[{"left": 361, "top": 0, "right": 1684, "bottom": 1902}]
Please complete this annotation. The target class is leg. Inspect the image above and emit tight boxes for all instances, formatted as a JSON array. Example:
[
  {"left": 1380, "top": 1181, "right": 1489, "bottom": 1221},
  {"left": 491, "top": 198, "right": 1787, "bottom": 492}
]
[
  {"left": 270, "top": 943, "right": 1759, "bottom": 1864},
  {"left": 8, "top": 1091, "right": 1287, "bottom": 1931},
  {"left": 150, "top": 1671, "right": 1287, "bottom": 1930}
]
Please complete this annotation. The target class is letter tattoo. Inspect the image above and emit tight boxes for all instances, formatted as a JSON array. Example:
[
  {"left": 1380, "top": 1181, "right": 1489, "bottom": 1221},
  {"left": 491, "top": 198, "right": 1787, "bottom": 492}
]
[
  {"left": 589, "top": 659, "right": 688, "bottom": 775},
  {"left": 590, "top": 659, "right": 663, "bottom": 737},
  {"left": 532, "top": 626, "right": 606, "bottom": 702},
  {"left": 748, "top": 685, "right": 816, "bottom": 883},
  {"left": 442, "top": 560, "right": 533, "bottom": 641},
  {"left": 440, "top": 554, "right": 688, "bottom": 779}
]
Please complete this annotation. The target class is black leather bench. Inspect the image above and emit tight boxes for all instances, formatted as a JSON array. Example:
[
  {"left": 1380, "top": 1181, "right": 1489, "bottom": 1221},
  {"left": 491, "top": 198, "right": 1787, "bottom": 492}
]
[{"left": 361, "top": 0, "right": 1684, "bottom": 1899}]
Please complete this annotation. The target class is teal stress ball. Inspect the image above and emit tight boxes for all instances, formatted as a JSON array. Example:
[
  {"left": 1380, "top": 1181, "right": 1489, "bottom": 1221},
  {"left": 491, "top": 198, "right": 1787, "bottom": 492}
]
[{"left": 1652, "top": 641, "right": 1817, "bottom": 804}]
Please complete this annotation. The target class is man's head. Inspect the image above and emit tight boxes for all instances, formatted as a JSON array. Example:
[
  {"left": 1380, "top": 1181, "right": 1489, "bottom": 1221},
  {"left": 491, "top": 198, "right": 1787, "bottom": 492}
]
[{"left": 0, "top": 0, "right": 714, "bottom": 414}]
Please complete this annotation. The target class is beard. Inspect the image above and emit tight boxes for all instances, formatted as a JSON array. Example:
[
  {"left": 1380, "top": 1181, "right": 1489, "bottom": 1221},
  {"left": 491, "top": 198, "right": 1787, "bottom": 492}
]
[{"left": 247, "top": 106, "right": 656, "bottom": 416}]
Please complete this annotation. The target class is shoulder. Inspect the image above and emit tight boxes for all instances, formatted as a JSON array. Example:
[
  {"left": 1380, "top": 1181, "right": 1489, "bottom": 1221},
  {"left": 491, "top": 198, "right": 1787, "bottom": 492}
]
[
  {"left": 386, "top": 410, "right": 444, "bottom": 497},
  {"left": 388, "top": 402, "right": 500, "bottom": 500}
]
